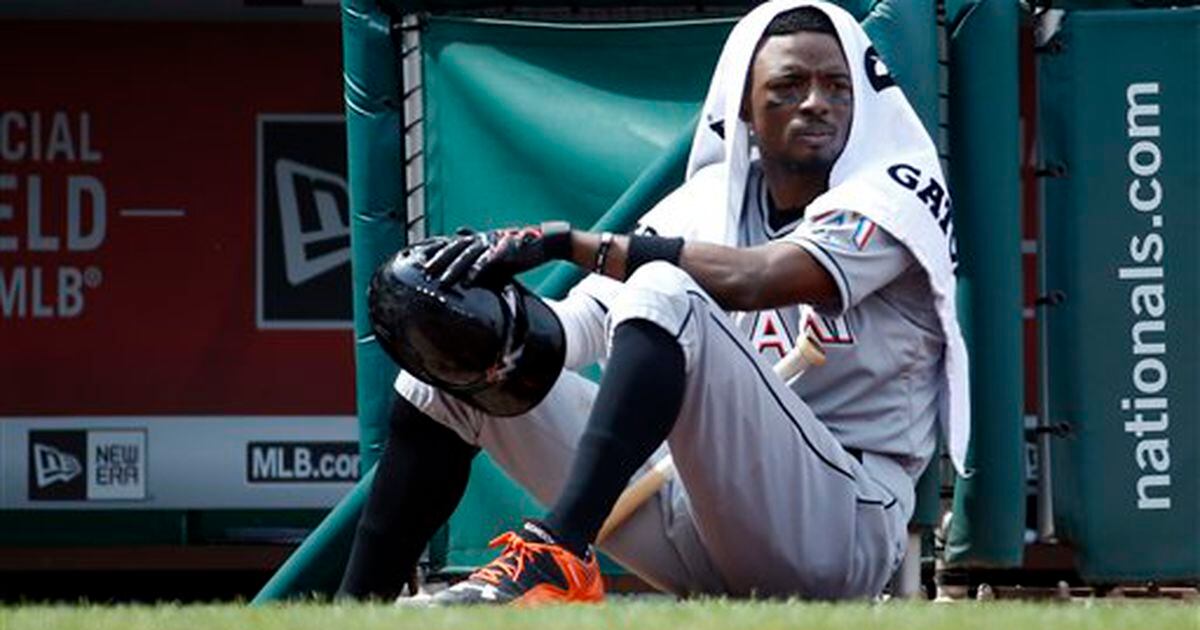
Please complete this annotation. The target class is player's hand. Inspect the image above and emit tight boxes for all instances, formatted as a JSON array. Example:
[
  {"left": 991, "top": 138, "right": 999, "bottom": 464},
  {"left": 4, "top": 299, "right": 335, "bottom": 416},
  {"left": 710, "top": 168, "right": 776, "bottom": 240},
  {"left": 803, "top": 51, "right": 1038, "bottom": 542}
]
[
  {"left": 420, "top": 229, "right": 483, "bottom": 282},
  {"left": 402, "top": 235, "right": 452, "bottom": 265},
  {"left": 427, "top": 222, "right": 572, "bottom": 288}
]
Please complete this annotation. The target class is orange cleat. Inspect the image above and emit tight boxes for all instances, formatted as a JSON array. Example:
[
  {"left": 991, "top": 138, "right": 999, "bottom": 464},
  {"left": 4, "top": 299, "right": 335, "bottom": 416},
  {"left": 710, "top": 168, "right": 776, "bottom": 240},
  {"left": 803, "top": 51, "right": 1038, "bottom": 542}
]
[{"left": 430, "top": 520, "right": 604, "bottom": 606}]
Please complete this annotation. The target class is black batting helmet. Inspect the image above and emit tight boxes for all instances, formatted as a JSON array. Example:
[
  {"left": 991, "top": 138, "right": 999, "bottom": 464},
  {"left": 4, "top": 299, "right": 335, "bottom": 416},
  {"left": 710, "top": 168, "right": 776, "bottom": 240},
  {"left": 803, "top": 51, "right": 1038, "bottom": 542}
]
[{"left": 368, "top": 244, "right": 565, "bottom": 417}]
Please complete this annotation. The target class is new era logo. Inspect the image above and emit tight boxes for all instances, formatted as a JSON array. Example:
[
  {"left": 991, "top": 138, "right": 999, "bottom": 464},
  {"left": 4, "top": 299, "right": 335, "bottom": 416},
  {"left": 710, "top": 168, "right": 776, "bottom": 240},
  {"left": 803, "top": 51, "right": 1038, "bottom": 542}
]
[
  {"left": 32, "top": 443, "right": 83, "bottom": 488},
  {"left": 88, "top": 430, "right": 147, "bottom": 500},
  {"left": 257, "top": 115, "right": 351, "bottom": 329},
  {"left": 27, "top": 429, "right": 148, "bottom": 502},
  {"left": 28, "top": 430, "right": 86, "bottom": 500},
  {"left": 275, "top": 159, "right": 350, "bottom": 286}
]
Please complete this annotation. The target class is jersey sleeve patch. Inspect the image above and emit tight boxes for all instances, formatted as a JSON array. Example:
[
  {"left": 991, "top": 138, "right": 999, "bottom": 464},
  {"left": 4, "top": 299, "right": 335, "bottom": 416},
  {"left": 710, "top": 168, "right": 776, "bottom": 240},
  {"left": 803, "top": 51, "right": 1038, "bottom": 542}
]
[
  {"left": 784, "top": 208, "right": 913, "bottom": 315},
  {"left": 852, "top": 217, "right": 878, "bottom": 250},
  {"left": 780, "top": 238, "right": 853, "bottom": 318}
]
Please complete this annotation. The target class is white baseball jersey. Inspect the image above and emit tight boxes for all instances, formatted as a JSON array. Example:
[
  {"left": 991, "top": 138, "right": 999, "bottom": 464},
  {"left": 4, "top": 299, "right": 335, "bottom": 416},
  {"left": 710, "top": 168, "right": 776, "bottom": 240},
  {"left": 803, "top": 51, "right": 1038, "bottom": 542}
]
[{"left": 734, "top": 163, "right": 943, "bottom": 482}]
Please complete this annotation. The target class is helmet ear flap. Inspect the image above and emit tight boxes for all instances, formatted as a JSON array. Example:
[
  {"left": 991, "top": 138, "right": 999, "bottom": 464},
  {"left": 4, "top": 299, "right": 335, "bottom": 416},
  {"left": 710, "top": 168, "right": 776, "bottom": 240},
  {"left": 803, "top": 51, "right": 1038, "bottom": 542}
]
[{"left": 465, "top": 282, "right": 565, "bottom": 416}]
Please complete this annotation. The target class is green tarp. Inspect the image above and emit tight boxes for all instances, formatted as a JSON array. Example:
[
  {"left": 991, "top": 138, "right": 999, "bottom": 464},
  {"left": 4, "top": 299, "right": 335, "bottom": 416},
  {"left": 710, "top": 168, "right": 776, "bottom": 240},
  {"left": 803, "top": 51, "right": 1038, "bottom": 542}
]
[{"left": 422, "top": 16, "right": 735, "bottom": 567}]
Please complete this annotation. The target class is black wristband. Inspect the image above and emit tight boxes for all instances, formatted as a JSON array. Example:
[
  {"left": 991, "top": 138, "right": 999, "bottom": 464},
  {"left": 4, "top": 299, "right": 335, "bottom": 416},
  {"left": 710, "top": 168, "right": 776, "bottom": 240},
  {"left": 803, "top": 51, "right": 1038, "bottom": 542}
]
[
  {"left": 626, "top": 234, "right": 685, "bottom": 277},
  {"left": 540, "top": 221, "right": 573, "bottom": 260}
]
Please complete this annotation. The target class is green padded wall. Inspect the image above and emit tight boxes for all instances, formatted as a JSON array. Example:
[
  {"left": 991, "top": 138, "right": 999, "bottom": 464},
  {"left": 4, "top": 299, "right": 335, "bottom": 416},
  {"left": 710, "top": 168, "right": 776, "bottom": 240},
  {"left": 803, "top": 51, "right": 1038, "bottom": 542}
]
[
  {"left": 942, "top": 0, "right": 1025, "bottom": 569},
  {"left": 1041, "top": 7, "right": 1199, "bottom": 583}
]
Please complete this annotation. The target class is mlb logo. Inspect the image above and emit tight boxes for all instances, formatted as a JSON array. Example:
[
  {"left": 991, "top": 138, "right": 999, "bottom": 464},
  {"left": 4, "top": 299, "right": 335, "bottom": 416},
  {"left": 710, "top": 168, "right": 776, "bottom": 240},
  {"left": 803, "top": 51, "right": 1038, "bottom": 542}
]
[{"left": 257, "top": 115, "right": 351, "bottom": 329}]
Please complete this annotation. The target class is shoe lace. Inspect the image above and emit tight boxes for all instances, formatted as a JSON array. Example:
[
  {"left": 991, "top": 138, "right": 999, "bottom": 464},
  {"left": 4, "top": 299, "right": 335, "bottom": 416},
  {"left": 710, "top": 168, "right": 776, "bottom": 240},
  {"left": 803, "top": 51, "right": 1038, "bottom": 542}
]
[{"left": 471, "top": 531, "right": 537, "bottom": 586}]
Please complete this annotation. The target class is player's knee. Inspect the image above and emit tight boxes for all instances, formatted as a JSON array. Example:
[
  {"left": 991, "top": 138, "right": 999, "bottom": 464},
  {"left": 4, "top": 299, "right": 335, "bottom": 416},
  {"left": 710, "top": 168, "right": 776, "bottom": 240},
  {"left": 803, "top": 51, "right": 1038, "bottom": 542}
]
[
  {"left": 610, "top": 264, "right": 690, "bottom": 327},
  {"left": 607, "top": 262, "right": 703, "bottom": 372},
  {"left": 616, "top": 261, "right": 698, "bottom": 316},
  {"left": 624, "top": 260, "right": 694, "bottom": 295}
]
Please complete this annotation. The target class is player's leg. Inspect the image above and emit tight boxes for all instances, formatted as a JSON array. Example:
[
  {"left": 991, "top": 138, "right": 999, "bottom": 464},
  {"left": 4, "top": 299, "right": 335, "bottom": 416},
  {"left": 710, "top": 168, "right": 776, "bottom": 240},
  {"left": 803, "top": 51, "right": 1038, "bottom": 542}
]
[
  {"left": 611, "top": 262, "right": 906, "bottom": 599},
  {"left": 401, "top": 260, "right": 898, "bottom": 601},
  {"left": 542, "top": 318, "right": 687, "bottom": 559},
  {"left": 337, "top": 391, "right": 479, "bottom": 599},
  {"left": 396, "top": 368, "right": 725, "bottom": 599}
]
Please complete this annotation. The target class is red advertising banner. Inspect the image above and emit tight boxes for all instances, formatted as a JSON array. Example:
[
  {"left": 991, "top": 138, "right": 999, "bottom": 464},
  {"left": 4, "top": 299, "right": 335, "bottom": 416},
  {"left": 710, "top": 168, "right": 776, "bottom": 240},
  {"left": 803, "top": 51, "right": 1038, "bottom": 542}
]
[{"left": 0, "top": 21, "right": 353, "bottom": 416}]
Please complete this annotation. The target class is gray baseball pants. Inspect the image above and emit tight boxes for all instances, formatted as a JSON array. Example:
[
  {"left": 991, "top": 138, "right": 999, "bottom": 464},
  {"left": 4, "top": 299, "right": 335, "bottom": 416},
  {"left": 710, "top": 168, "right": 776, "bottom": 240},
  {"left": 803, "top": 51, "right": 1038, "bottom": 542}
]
[{"left": 396, "top": 262, "right": 906, "bottom": 599}]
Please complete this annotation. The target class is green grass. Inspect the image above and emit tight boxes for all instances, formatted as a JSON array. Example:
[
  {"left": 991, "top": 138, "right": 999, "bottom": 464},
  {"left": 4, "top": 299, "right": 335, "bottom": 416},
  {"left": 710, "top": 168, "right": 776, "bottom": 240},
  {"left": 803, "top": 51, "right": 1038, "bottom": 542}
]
[{"left": 3, "top": 600, "right": 1198, "bottom": 630}]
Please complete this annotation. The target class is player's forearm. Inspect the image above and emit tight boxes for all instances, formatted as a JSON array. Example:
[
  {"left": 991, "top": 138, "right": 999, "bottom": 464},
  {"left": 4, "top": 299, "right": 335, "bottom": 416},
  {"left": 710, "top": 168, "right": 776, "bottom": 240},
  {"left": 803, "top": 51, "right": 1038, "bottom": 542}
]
[
  {"left": 678, "top": 241, "right": 782, "bottom": 311},
  {"left": 567, "top": 230, "right": 631, "bottom": 279},
  {"left": 566, "top": 231, "right": 839, "bottom": 312},
  {"left": 682, "top": 241, "right": 841, "bottom": 312}
]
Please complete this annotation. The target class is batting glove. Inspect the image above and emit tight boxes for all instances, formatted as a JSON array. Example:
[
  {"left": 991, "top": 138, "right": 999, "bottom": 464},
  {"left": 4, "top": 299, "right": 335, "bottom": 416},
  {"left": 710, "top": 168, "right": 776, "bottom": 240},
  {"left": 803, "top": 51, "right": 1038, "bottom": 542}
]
[{"left": 426, "top": 222, "right": 572, "bottom": 288}]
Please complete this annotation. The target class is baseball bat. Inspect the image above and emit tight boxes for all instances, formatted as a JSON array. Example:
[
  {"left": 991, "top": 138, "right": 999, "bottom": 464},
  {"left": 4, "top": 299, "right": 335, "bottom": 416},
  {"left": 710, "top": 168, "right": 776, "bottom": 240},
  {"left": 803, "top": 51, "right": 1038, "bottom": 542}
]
[
  {"left": 594, "top": 331, "right": 826, "bottom": 544},
  {"left": 595, "top": 454, "right": 676, "bottom": 544},
  {"left": 774, "top": 328, "right": 827, "bottom": 383}
]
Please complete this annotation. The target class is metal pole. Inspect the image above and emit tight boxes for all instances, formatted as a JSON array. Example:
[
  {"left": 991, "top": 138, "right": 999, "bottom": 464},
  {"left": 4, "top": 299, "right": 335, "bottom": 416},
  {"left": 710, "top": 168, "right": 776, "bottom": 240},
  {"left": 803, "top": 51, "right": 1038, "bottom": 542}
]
[
  {"left": 401, "top": 13, "right": 426, "bottom": 244},
  {"left": 1033, "top": 8, "right": 1063, "bottom": 544},
  {"left": 1035, "top": 182, "right": 1056, "bottom": 543}
]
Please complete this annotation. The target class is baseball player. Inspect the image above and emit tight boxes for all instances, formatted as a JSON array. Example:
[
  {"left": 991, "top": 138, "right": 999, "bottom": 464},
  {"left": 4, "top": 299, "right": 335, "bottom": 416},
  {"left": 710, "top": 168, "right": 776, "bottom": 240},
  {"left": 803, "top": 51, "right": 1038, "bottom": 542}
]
[{"left": 340, "top": 0, "right": 969, "bottom": 605}]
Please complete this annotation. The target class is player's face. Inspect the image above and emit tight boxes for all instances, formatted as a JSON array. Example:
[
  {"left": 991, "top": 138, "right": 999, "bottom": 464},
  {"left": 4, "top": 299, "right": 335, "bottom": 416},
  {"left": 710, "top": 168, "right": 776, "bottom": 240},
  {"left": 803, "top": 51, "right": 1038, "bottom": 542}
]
[{"left": 745, "top": 31, "right": 853, "bottom": 175}]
